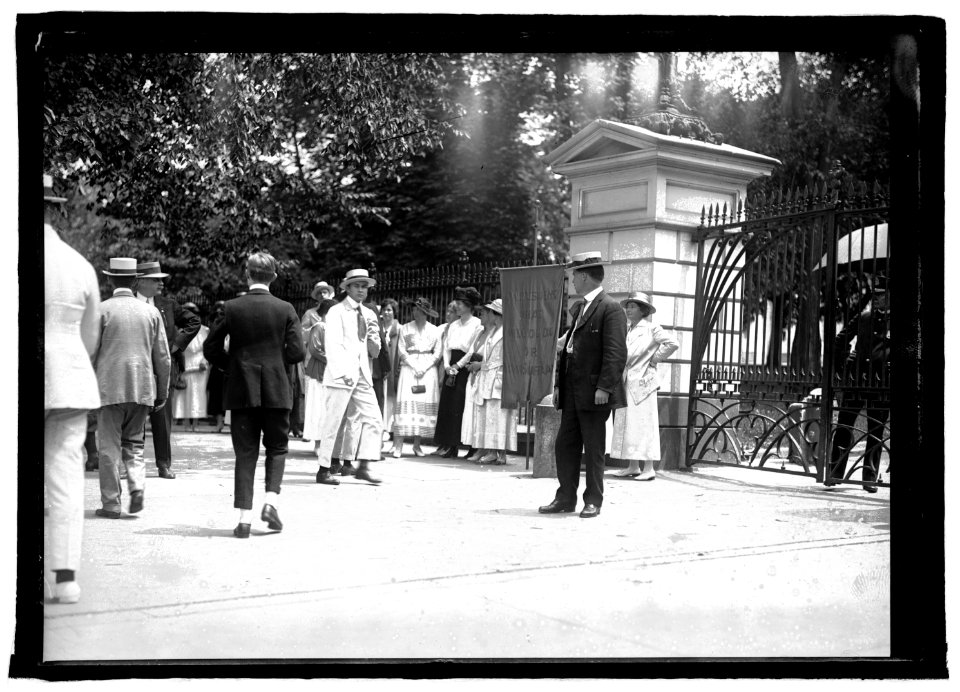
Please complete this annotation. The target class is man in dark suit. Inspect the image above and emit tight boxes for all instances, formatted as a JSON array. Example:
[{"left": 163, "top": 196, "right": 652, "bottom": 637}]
[
  {"left": 136, "top": 260, "right": 201, "bottom": 479},
  {"left": 203, "top": 251, "right": 305, "bottom": 538},
  {"left": 540, "top": 252, "right": 627, "bottom": 519}
]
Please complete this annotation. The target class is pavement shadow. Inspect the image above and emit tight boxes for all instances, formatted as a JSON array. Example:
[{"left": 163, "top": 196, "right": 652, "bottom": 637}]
[
  {"left": 474, "top": 507, "right": 570, "bottom": 518},
  {"left": 84, "top": 510, "right": 138, "bottom": 521},
  {"left": 665, "top": 470, "right": 889, "bottom": 506},
  {"left": 135, "top": 525, "right": 283, "bottom": 538},
  {"left": 780, "top": 506, "right": 890, "bottom": 527}
]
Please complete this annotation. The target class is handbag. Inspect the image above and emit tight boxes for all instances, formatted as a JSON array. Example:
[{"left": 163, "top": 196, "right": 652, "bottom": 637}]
[
  {"left": 411, "top": 384, "right": 426, "bottom": 394},
  {"left": 444, "top": 373, "right": 457, "bottom": 388},
  {"left": 173, "top": 373, "right": 187, "bottom": 390}
]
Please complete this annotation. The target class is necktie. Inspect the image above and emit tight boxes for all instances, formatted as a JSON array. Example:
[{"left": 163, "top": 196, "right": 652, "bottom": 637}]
[
  {"left": 357, "top": 307, "right": 365, "bottom": 341},
  {"left": 566, "top": 301, "right": 587, "bottom": 354}
]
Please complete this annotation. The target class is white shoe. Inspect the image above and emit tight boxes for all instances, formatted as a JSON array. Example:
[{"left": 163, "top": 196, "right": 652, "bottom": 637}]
[{"left": 54, "top": 581, "right": 81, "bottom": 604}]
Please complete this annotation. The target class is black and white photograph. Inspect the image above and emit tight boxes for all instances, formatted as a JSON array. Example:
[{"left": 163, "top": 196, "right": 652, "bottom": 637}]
[{"left": 9, "top": 1, "right": 948, "bottom": 682}]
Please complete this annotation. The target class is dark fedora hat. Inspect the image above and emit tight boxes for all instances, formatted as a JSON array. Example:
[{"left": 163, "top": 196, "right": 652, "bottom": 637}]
[
  {"left": 43, "top": 174, "right": 66, "bottom": 203},
  {"left": 453, "top": 286, "right": 482, "bottom": 307},
  {"left": 405, "top": 296, "right": 439, "bottom": 318}
]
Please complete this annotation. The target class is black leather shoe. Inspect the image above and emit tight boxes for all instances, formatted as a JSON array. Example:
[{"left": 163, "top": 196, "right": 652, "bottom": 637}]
[
  {"left": 863, "top": 483, "right": 879, "bottom": 494},
  {"left": 340, "top": 461, "right": 355, "bottom": 476},
  {"left": 233, "top": 523, "right": 250, "bottom": 538},
  {"left": 85, "top": 462, "right": 98, "bottom": 472},
  {"left": 442, "top": 447, "right": 459, "bottom": 458},
  {"left": 158, "top": 466, "right": 176, "bottom": 479},
  {"left": 538, "top": 500, "right": 576, "bottom": 514},
  {"left": 95, "top": 508, "right": 121, "bottom": 519},
  {"left": 316, "top": 468, "right": 340, "bottom": 485},
  {"left": 330, "top": 459, "right": 342, "bottom": 475},
  {"left": 579, "top": 503, "right": 601, "bottom": 518},
  {"left": 129, "top": 490, "right": 144, "bottom": 514},
  {"left": 261, "top": 504, "right": 283, "bottom": 531},
  {"left": 355, "top": 462, "right": 382, "bottom": 485}
]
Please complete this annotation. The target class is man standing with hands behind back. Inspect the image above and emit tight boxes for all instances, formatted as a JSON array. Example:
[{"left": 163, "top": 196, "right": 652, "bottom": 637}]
[
  {"left": 540, "top": 251, "right": 627, "bottom": 519},
  {"left": 136, "top": 260, "right": 200, "bottom": 479},
  {"left": 203, "top": 251, "right": 305, "bottom": 538}
]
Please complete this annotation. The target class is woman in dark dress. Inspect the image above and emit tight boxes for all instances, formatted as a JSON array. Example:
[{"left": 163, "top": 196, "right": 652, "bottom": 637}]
[{"left": 433, "top": 286, "right": 483, "bottom": 458}]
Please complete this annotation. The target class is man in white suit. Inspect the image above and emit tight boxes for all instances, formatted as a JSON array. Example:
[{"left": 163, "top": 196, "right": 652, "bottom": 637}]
[
  {"left": 43, "top": 174, "right": 101, "bottom": 604},
  {"left": 93, "top": 258, "right": 171, "bottom": 519},
  {"left": 314, "top": 268, "right": 383, "bottom": 485}
]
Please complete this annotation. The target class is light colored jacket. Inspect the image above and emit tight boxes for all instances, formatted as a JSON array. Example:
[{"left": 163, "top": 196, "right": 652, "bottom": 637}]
[
  {"left": 474, "top": 326, "right": 505, "bottom": 402},
  {"left": 322, "top": 298, "right": 382, "bottom": 389},
  {"left": 94, "top": 291, "right": 171, "bottom": 406},
  {"left": 44, "top": 225, "right": 101, "bottom": 410},
  {"left": 622, "top": 319, "right": 678, "bottom": 405}
]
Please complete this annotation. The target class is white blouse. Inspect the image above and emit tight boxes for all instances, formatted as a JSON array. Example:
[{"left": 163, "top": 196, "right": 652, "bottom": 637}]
[{"left": 443, "top": 315, "right": 482, "bottom": 368}]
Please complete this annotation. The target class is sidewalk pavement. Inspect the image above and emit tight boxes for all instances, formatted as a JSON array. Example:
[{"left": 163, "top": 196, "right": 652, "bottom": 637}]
[{"left": 41, "top": 431, "right": 890, "bottom": 661}]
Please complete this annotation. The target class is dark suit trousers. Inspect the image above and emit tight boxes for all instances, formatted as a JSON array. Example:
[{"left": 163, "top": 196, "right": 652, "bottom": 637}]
[
  {"left": 830, "top": 399, "right": 889, "bottom": 483},
  {"left": 230, "top": 407, "right": 290, "bottom": 509},
  {"left": 554, "top": 377, "right": 610, "bottom": 507},
  {"left": 147, "top": 383, "right": 174, "bottom": 467}
]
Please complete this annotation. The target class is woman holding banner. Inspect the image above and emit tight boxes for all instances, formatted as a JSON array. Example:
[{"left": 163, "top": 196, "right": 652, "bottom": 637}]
[
  {"left": 462, "top": 299, "right": 514, "bottom": 464},
  {"left": 392, "top": 297, "right": 443, "bottom": 458},
  {"left": 609, "top": 292, "right": 678, "bottom": 480},
  {"left": 433, "top": 286, "right": 483, "bottom": 458}
]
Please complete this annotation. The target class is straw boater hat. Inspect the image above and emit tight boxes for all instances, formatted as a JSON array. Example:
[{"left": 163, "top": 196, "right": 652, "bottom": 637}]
[
  {"left": 136, "top": 261, "right": 170, "bottom": 279},
  {"left": 566, "top": 251, "right": 610, "bottom": 270},
  {"left": 340, "top": 268, "right": 376, "bottom": 290},
  {"left": 43, "top": 174, "right": 66, "bottom": 203},
  {"left": 453, "top": 286, "right": 482, "bottom": 307},
  {"left": 620, "top": 291, "right": 656, "bottom": 314},
  {"left": 311, "top": 281, "right": 334, "bottom": 301},
  {"left": 405, "top": 296, "right": 438, "bottom": 318},
  {"left": 102, "top": 257, "right": 142, "bottom": 277},
  {"left": 482, "top": 298, "right": 503, "bottom": 315}
]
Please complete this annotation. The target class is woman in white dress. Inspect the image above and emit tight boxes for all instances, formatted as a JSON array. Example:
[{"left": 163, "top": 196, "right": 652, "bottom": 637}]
[
  {"left": 609, "top": 292, "right": 679, "bottom": 480},
  {"left": 300, "top": 281, "right": 334, "bottom": 442},
  {"left": 392, "top": 297, "right": 443, "bottom": 457},
  {"left": 172, "top": 302, "right": 210, "bottom": 431},
  {"left": 462, "top": 299, "right": 515, "bottom": 464}
]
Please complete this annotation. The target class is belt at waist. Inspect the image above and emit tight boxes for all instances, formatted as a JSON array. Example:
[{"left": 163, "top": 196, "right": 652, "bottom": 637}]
[{"left": 406, "top": 350, "right": 433, "bottom": 354}]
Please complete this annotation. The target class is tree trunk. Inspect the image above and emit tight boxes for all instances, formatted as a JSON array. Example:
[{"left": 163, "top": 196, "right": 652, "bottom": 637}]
[
  {"left": 554, "top": 54, "right": 575, "bottom": 143},
  {"left": 778, "top": 52, "right": 801, "bottom": 121},
  {"left": 816, "top": 55, "right": 850, "bottom": 175}
]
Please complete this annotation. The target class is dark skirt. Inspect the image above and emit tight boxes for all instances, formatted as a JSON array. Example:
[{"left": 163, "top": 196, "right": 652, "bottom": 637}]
[
  {"left": 206, "top": 367, "right": 226, "bottom": 416},
  {"left": 434, "top": 349, "right": 470, "bottom": 447}
]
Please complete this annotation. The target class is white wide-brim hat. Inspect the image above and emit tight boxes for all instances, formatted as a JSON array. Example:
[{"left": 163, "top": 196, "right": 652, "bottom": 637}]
[
  {"left": 102, "top": 257, "right": 141, "bottom": 277},
  {"left": 482, "top": 298, "right": 503, "bottom": 315},
  {"left": 620, "top": 291, "right": 656, "bottom": 314}
]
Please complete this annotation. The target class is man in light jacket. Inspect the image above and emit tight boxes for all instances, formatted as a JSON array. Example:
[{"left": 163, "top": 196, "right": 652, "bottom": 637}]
[
  {"left": 314, "top": 268, "right": 384, "bottom": 485},
  {"left": 44, "top": 174, "right": 101, "bottom": 603},
  {"left": 93, "top": 258, "right": 171, "bottom": 520}
]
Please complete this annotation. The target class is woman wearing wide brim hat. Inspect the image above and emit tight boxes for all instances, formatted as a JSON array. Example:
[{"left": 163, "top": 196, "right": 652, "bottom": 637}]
[
  {"left": 391, "top": 297, "right": 443, "bottom": 458},
  {"left": 300, "top": 281, "right": 339, "bottom": 444},
  {"left": 433, "top": 286, "right": 484, "bottom": 458},
  {"left": 460, "top": 298, "right": 517, "bottom": 465},
  {"left": 608, "top": 291, "right": 678, "bottom": 480}
]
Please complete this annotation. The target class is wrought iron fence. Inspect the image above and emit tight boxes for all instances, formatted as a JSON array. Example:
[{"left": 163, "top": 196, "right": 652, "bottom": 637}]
[{"left": 686, "top": 180, "right": 891, "bottom": 489}]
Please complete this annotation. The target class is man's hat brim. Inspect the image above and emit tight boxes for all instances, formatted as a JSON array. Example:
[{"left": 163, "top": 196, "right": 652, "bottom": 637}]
[
  {"left": 102, "top": 270, "right": 142, "bottom": 277},
  {"left": 341, "top": 277, "right": 376, "bottom": 289}
]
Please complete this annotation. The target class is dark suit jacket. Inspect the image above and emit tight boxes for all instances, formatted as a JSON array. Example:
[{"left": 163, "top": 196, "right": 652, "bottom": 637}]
[
  {"left": 153, "top": 294, "right": 201, "bottom": 375},
  {"left": 203, "top": 288, "right": 305, "bottom": 410},
  {"left": 556, "top": 290, "right": 628, "bottom": 411}
]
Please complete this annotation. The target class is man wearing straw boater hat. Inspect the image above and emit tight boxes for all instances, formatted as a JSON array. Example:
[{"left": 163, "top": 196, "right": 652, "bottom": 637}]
[
  {"left": 43, "top": 173, "right": 101, "bottom": 603},
  {"left": 203, "top": 251, "right": 305, "bottom": 537},
  {"left": 314, "top": 268, "right": 384, "bottom": 485},
  {"left": 135, "top": 259, "right": 200, "bottom": 479},
  {"left": 93, "top": 257, "right": 171, "bottom": 522},
  {"left": 539, "top": 251, "right": 627, "bottom": 519}
]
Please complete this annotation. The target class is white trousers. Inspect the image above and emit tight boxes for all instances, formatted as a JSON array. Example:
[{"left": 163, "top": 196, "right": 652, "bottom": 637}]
[
  {"left": 316, "top": 377, "right": 383, "bottom": 468},
  {"left": 44, "top": 409, "right": 87, "bottom": 572}
]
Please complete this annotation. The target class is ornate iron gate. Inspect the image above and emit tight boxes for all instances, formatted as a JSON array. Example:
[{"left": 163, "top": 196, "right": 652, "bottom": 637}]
[{"left": 685, "top": 181, "right": 890, "bottom": 489}]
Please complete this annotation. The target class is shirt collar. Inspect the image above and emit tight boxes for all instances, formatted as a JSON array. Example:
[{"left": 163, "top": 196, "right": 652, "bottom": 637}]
[
  {"left": 345, "top": 296, "right": 362, "bottom": 310},
  {"left": 248, "top": 283, "right": 270, "bottom": 292},
  {"left": 582, "top": 286, "right": 603, "bottom": 304},
  {"left": 135, "top": 292, "right": 152, "bottom": 303},
  {"left": 114, "top": 288, "right": 135, "bottom": 297}
]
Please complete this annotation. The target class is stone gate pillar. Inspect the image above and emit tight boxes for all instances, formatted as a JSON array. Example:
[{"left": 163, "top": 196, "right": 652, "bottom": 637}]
[{"left": 543, "top": 119, "right": 778, "bottom": 469}]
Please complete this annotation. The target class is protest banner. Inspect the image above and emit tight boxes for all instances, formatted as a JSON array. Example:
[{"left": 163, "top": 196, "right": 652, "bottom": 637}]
[{"left": 500, "top": 264, "right": 566, "bottom": 410}]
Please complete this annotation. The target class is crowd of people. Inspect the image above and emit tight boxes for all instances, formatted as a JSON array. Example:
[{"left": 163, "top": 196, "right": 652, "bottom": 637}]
[{"left": 43, "top": 169, "right": 686, "bottom": 604}]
